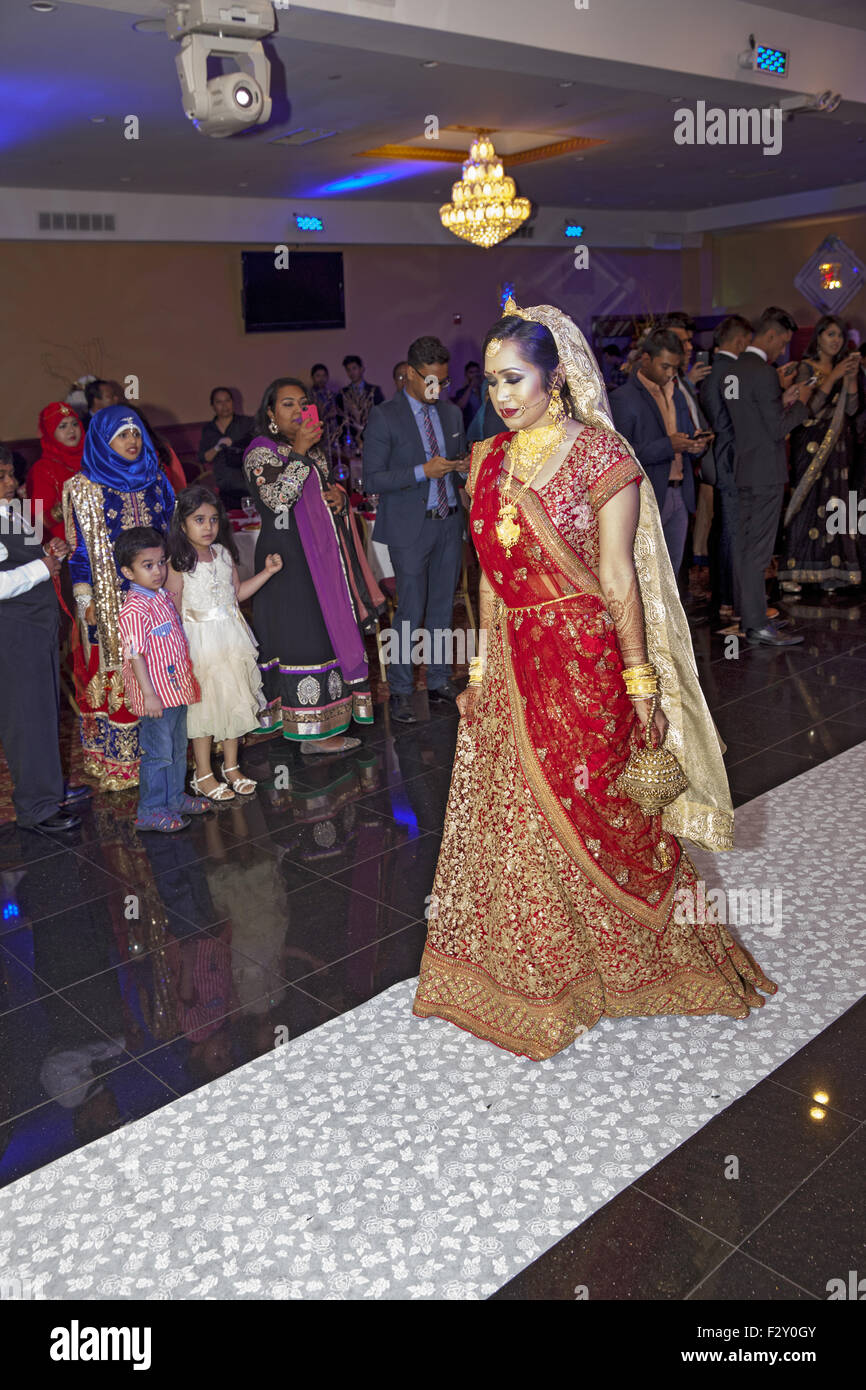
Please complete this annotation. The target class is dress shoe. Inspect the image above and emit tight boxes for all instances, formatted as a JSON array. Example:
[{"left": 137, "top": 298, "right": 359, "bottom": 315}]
[
  {"left": 61, "top": 784, "right": 92, "bottom": 806},
  {"left": 426, "top": 680, "right": 459, "bottom": 703},
  {"left": 745, "top": 624, "right": 804, "bottom": 647},
  {"left": 389, "top": 694, "right": 417, "bottom": 723},
  {"left": 34, "top": 811, "right": 82, "bottom": 831}
]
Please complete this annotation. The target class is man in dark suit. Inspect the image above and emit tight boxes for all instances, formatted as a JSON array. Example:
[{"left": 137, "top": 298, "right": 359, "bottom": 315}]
[
  {"left": 363, "top": 336, "right": 468, "bottom": 722},
  {"left": 726, "top": 306, "right": 812, "bottom": 646},
  {"left": 610, "top": 329, "right": 703, "bottom": 577},
  {"left": 700, "top": 314, "right": 753, "bottom": 618}
]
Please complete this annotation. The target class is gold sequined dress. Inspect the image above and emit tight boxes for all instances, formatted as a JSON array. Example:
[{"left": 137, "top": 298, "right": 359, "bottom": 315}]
[{"left": 412, "top": 428, "right": 777, "bottom": 1061}]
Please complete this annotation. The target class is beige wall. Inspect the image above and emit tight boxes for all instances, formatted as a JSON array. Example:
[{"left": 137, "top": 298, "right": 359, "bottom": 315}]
[
  {"left": 3, "top": 217, "right": 864, "bottom": 441},
  {"left": 710, "top": 213, "right": 866, "bottom": 330},
  {"left": 0, "top": 240, "right": 691, "bottom": 439}
]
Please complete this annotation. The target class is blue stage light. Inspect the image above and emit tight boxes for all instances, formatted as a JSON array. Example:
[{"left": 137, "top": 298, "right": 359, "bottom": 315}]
[
  {"left": 500, "top": 281, "right": 515, "bottom": 310},
  {"left": 756, "top": 45, "right": 787, "bottom": 76},
  {"left": 564, "top": 224, "right": 584, "bottom": 239},
  {"left": 294, "top": 214, "right": 324, "bottom": 231}
]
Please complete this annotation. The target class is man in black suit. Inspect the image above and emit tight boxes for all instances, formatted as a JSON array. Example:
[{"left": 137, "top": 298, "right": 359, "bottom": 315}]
[
  {"left": 726, "top": 306, "right": 812, "bottom": 646},
  {"left": 700, "top": 314, "right": 753, "bottom": 617},
  {"left": 363, "top": 336, "right": 467, "bottom": 722}
]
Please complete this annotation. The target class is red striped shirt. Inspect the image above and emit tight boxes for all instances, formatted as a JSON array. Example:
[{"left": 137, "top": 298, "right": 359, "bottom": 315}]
[{"left": 118, "top": 586, "right": 201, "bottom": 714}]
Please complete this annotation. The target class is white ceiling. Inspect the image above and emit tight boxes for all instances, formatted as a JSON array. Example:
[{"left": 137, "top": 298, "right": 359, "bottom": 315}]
[{"left": 0, "top": 0, "right": 864, "bottom": 220}]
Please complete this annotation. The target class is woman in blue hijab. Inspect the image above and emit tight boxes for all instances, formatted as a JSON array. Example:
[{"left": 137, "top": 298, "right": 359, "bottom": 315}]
[{"left": 62, "top": 405, "right": 176, "bottom": 789}]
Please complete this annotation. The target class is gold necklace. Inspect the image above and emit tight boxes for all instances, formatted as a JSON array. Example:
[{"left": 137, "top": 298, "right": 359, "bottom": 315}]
[{"left": 495, "top": 421, "right": 568, "bottom": 556}]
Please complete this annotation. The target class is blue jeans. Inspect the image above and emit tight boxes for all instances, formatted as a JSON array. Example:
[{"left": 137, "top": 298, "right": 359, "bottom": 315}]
[{"left": 137, "top": 704, "right": 189, "bottom": 815}]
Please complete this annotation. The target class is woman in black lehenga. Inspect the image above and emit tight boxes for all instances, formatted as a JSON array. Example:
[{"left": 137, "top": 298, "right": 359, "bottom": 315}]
[
  {"left": 782, "top": 316, "right": 862, "bottom": 592},
  {"left": 243, "top": 378, "right": 374, "bottom": 754}
]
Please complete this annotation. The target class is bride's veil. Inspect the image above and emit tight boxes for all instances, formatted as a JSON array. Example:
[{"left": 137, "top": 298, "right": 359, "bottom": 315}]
[{"left": 504, "top": 297, "right": 733, "bottom": 852}]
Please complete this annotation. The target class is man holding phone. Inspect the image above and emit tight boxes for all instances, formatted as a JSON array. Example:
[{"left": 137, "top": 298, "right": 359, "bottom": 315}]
[
  {"left": 660, "top": 313, "right": 716, "bottom": 596},
  {"left": 610, "top": 328, "right": 704, "bottom": 578},
  {"left": 363, "top": 335, "right": 468, "bottom": 722}
]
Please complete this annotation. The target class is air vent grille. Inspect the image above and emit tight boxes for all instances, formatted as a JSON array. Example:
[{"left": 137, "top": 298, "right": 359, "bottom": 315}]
[{"left": 37, "top": 211, "right": 116, "bottom": 233}]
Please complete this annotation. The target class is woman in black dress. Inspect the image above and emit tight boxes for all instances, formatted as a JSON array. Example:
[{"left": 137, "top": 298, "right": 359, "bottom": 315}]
[{"left": 243, "top": 378, "right": 374, "bottom": 753}]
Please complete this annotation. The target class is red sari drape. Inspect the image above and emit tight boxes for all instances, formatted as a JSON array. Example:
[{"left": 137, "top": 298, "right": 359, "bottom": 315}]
[{"left": 413, "top": 428, "right": 776, "bottom": 1060}]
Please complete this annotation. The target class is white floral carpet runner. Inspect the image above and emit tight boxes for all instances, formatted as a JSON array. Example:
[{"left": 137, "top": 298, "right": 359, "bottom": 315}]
[{"left": 1, "top": 744, "right": 864, "bottom": 1299}]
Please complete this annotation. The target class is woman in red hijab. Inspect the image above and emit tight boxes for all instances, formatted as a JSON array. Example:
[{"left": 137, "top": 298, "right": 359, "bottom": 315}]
[{"left": 27, "top": 402, "right": 85, "bottom": 542}]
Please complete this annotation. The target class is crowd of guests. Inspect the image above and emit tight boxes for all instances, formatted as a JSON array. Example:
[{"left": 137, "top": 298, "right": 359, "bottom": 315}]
[
  {"left": 604, "top": 309, "right": 865, "bottom": 646},
  {"left": 2, "top": 307, "right": 864, "bottom": 834}
]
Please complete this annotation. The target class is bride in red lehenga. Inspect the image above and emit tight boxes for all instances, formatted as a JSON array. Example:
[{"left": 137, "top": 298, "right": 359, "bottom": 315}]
[{"left": 412, "top": 299, "right": 777, "bottom": 1061}]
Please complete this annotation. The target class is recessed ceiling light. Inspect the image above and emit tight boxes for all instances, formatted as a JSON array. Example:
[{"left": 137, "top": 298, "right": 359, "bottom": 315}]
[
  {"left": 31, "top": 2, "right": 57, "bottom": 10},
  {"left": 668, "top": 96, "right": 684, "bottom": 103},
  {"left": 327, "top": 74, "right": 342, "bottom": 80},
  {"left": 420, "top": 60, "right": 439, "bottom": 68},
  {"left": 132, "top": 17, "right": 164, "bottom": 32},
  {"left": 558, "top": 81, "right": 573, "bottom": 88},
  {"left": 90, "top": 116, "right": 107, "bottom": 124}
]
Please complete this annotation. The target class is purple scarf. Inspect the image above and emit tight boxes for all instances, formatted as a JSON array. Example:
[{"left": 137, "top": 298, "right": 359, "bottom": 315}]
[{"left": 250, "top": 438, "right": 368, "bottom": 682}]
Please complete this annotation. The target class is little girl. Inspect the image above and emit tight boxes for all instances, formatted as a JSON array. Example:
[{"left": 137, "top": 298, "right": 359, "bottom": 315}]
[{"left": 166, "top": 485, "right": 282, "bottom": 802}]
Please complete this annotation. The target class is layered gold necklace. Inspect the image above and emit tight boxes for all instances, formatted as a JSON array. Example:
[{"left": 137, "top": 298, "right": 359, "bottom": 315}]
[{"left": 496, "top": 420, "right": 568, "bottom": 556}]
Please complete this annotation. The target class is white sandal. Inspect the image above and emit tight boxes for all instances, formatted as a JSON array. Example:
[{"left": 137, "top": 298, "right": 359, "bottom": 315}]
[
  {"left": 192, "top": 771, "right": 235, "bottom": 802},
  {"left": 221, "top": 763, "right": 257, "bottom": 794}
]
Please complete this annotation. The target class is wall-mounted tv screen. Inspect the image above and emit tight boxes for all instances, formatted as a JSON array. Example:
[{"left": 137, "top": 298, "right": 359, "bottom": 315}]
[{"left": 241, "top": 250, "right": 345, "bottom": 332}]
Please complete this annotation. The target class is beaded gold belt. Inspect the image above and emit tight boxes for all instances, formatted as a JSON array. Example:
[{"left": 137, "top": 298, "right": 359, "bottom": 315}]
[{"left": 501, "top": 592, "right": 581, "bottom": 616}]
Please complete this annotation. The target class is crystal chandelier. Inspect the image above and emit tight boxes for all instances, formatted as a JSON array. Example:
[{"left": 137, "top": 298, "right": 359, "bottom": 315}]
[{"left": 439, "top": 133, "right": 531, "bottom": 249}]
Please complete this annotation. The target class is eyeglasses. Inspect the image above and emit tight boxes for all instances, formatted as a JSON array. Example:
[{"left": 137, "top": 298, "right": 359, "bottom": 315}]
[{"left": 411, "top": 367, "right": 450, "bottom": 390}]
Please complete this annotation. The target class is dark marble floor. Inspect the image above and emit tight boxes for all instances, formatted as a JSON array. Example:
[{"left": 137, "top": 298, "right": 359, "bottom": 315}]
[{"left": 0, "top": 586, "right": 864, "bottom": 1300}]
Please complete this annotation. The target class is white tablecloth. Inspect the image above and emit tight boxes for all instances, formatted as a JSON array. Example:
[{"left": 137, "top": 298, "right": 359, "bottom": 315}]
[
  {"left": 233, "top": 515, "right": 393, "bottom": 585},
  {"left": 233, "top": 527, "right": 259, "bottom": 582}
]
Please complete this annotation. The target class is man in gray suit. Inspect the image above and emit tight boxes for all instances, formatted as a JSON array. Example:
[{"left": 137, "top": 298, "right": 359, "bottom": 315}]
[
  {"left": 363, "top": 335, "right": 468, "bottom": 722},
  {"left": 726, "top": 306, "right": 812, "bottom": 646}
]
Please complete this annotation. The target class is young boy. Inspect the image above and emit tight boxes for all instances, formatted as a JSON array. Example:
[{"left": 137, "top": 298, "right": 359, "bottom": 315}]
[{"left": 115, "top": 527, "right": 210, "bottom": 833}]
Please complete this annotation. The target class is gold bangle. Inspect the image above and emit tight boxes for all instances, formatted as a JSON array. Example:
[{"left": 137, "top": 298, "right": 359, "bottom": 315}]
[
  {"left": 624, "top": 679, "right": 659, "bottom": 696},
  {"left": 622, "top": 663, "right": 656, "bottom": 679}
]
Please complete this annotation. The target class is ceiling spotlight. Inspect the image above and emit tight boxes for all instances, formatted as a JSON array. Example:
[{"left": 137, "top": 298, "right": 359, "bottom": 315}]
[
  {"left": 167, "top": 0, "right": 274, "bottom": 138},
  {"left": 776, "top": 89, "right": 843, "bottom": 121},
  {"left": 558, "top": 81, "right": 574, "bottom": 89},
  {"left": 90, "top": 115, "right": 107, "bottom": 124},
  {"left": 420, "top": 60, "right": 439, "bottom": 68},
  {"left": 30, "top": 2, "right": 57, "bottom": 10}
]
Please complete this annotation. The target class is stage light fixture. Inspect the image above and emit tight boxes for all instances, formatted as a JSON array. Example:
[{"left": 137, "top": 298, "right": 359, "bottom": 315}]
[{"left": 167, "top": 0, "right": 275, "bottom": 138}]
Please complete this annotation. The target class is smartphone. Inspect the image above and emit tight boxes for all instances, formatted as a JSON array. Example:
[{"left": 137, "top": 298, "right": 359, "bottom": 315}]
[
  {"left": 300, "top": 404, "right": 320, "bottom": 428},
  {"left": 694, "top": 350, "right": 710, "bottom": 367}
]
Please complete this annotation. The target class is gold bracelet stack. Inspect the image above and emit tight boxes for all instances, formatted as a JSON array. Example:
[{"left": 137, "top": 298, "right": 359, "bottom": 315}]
[
  {"left": 468, "top": 656, "right": 485, "bottom": 687},
  {"left": 622, "top": 662, "right": 659, "bottom": 700}
]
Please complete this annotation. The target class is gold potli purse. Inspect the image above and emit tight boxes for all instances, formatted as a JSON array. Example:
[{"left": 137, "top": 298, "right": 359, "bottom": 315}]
[{"left": 615, "top": 664, "right": 688, "bottom": 815}]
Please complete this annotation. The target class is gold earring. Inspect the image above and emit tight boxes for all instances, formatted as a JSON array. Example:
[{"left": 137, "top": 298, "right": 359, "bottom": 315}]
[
  {"left": 268, "top": 418, "right": 279, "bottom": 435},
  {"left": 547, "top": 386, "right": 566, "bottom": 427}
]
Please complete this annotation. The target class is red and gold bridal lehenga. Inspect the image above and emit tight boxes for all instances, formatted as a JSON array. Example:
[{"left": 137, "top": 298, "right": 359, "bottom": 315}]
[{"left": 412, "top": 300, "right": 777, "bottom": 1061}]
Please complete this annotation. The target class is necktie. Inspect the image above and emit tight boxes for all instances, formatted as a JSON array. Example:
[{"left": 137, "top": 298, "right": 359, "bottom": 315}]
[{"left": 421, "top": 405, "right": 450, "bottom": 517}]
